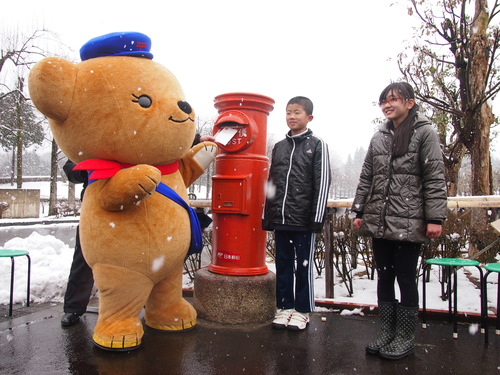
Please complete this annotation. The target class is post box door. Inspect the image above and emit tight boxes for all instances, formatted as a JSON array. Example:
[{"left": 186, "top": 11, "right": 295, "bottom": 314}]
[{"left": 212, "top": 175, "right": 249, "bottom": 215}]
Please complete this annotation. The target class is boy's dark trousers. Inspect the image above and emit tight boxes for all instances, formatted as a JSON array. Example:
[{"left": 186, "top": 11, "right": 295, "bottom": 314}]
[
  {"left": 274, "top": 230, "right": 316, "bottom": 313},
  {"left": 63, "top": 226, "right": 94, "bottom": 315}
]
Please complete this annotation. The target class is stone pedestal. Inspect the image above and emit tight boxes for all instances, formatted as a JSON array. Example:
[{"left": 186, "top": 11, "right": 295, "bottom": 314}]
[{"left": 193, "top": 268, "right": 275, "bottom": 324}]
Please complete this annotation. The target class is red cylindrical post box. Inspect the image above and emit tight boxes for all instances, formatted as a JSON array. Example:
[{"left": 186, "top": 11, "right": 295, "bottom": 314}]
[{"left": 209, "top": 92, "right": 274, "bottom": 276}]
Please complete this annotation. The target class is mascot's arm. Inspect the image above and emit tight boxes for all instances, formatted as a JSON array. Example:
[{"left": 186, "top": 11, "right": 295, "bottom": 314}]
[
  {"left": 179, "top": 142, "right": 217, "bottom": 187},
  {"left": 96, "top": 165, "right": 161, "bottom": 211}
]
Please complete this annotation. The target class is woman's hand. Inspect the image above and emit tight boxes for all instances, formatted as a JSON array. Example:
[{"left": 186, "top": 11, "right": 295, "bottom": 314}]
[
  {"left": 353, "top": 218, "right": 362, "bottom": 229},
  {"left": 426, "top": 223, "right": 442, "bottom": 239}
]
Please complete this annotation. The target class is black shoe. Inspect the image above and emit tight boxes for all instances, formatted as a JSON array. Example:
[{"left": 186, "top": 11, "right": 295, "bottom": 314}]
[{"left": 61, "top": 313, "right": 81, "bottom": 327}]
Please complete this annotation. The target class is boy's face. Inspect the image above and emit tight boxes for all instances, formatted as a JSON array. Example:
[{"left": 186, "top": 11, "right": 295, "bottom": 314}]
[{"left": 286, "top": 103, "right": 313, "bottom": 135}]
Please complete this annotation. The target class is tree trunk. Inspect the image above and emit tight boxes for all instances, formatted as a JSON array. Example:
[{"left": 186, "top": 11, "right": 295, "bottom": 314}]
[
  {"left": 15, "top": 126, "right": 22, "bottom": 188},
  {"left": 68, "top": 182, "right": 75, "bottom": 207},
  {"left": 15, "top": 78, "right": 24, "bottom": 189},
  {"left": 468, "top": 116, "right": 493, "bottom": 257},
  {"left": 10, "top": 148, "right": 15, "bottom": 186},
  {"left": 444, "top": 142, "right": 466, "bottom": 197},
  {"left": 469, "top": 120, "right": 492, "bottom": 196},
  {"left": 206, "top": 162, "right": 213, "bottom": 199},
  {"left": 469, "top": 0, "right": 494, "bottom": 195},
  {"left": 467, "top": 0, "right": 496, "bottom": 257},
  {"left": 48, "top": 139, "right": 59, "bottom": 216}
]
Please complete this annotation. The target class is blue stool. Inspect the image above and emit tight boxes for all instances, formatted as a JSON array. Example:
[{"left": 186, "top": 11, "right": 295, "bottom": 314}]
[
  {"left": 483, "top": 262, "right": 500, "bottom": 344},
  {"left": 422, "top": 258, "right": 484, "bottom": 338},
  {"left": 0, "top": 249, "right": 31, "bottom": 316}
]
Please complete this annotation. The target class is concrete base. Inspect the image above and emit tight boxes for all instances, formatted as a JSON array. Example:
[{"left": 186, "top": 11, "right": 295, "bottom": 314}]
[{"left": 193, "top": 268, "right": 276, "bottom": 324}]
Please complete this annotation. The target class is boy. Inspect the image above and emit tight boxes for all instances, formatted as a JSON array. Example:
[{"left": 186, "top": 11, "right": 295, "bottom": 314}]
[{"left": 262, "top": 96, "right": 331, "bottom": 330}]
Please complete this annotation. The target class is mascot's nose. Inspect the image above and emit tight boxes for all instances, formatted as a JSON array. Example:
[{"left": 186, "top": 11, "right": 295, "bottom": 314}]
[{"left": 177, "top": 101, "right": 193, "bottom": 115}]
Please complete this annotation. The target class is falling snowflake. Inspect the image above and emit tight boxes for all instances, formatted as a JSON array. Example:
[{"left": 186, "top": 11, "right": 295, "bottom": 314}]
[{"left": 152, "top": 256, "right": 165, "bottom": 272}]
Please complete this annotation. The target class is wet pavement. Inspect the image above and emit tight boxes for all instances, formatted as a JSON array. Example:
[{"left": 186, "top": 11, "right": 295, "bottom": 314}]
[{"left": 1, "top": 301, "right": 499, "bottom": 375}]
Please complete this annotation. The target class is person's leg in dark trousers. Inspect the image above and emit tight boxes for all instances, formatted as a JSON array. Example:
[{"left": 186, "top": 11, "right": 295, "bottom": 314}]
[
  {"left": 393, "top": 242, "right": 421, "bottom": 307},
  {"left": 274, "top": 230, "right": 295, "bottom": 310},
  {"left": 372, "top": 238, "right": 421, "bottom": 307},
  {"left": 372, "top": 238, "right": 398, "bottom": 303},
  {"left": 273, "top": 230, "right": 315, "bottom": 330},
  {"left": 293, "top": 231, "right": 316, "bottom": 313},
  {"left": 61, "top": 226, "right": 94, "bottom": 326}
]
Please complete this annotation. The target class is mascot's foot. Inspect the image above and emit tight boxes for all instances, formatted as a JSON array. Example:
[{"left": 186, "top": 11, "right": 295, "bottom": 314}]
[
  {"left": 93, "top": 318, "right": 143, "bottom": 351},
  {"left": 93, "top": 340, "right": 141, "bottom": 352},
  {"left": 145, "top": 299, "right": 197, "bottom": 332},
  {"left": 146, "top": 318, "right": 197, "bottom": 332}
]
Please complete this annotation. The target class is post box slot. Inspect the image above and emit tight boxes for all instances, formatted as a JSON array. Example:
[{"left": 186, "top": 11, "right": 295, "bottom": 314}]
[
  {"left": 218, "top": 122, "right": 245, "bottom": 127},
  {"left": 213, "top": 110, "right": 257, "bottom": 153}
]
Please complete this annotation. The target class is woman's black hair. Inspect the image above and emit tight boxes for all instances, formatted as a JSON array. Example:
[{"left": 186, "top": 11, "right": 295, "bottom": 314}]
[
  {"left": 379, "top": 82, "right": 415, "bottom": 104},
  {"left": 380, "top": 82, "right": 419, "bottom": 158}
]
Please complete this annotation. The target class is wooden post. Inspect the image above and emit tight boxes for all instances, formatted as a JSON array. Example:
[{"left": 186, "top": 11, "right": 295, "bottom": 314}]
[{"left": 324, "top": 208, "right": 334, "bottom": 299}]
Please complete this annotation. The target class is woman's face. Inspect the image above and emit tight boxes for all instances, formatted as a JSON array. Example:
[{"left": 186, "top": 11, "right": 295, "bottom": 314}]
[{"left": 379, "top": 90, "right": 415, "bottom": 127}]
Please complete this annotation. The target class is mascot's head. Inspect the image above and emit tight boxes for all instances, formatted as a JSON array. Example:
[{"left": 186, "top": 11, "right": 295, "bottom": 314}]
[{"left": 28, "top": 31, "right": 196, "bottom": 166}]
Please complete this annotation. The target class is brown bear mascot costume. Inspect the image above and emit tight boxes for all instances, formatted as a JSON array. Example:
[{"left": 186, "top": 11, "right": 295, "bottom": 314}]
[{"left": 28, "top": 32, "right": 217, "bottom": 351}]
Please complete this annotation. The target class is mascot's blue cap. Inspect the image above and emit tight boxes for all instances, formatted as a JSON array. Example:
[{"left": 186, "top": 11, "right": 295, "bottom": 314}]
[{"left": 80, "top": 32, "right": 153, "bottom": 61}]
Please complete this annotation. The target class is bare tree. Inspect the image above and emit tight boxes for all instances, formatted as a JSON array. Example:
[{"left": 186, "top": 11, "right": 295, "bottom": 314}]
[
  {"left": 48, "top": 138, "right": 59, "bottom": 216},
  {"left": 398, "top": 0, "right": 500, "bottom": 257},
  {"left": 400, "top": 0, "right": 500, "bottom": 194},
  {"left": 1, "top": 28, "right": 52, "bottom": 187},
  {"left": 0, "top": 29, "right": 49, "bottom": 74},
  {"left": 0, "top": 78, "right": 44, "bottom": 186}
]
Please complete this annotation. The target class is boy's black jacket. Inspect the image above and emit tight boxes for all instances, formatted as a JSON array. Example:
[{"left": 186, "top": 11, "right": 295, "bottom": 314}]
[{"left": 263, "top": 129, "right": 330, "bottom": 233}]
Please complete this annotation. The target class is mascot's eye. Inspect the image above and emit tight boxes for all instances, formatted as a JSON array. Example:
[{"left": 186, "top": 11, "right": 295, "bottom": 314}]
[
  {"left": 177, "top": 101, "right": 192, "bottom": 115},
  {"left": 132, "top": 95, "right": 152, "bottom": 108}
]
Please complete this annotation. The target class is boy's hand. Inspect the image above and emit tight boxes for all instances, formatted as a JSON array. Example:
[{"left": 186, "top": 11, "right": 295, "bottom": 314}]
[{"left": 310, "top": 222, "right": 324, "bottom": 233}]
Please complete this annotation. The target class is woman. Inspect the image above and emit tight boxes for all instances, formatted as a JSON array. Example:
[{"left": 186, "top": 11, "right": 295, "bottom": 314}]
[{"left": 352, "top": 82, "right": 447, "bottom": 360}]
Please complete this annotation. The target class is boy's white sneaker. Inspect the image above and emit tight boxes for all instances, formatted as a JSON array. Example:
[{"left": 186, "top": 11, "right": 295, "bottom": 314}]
[
  {"left": 272, "top": 309, "right": 294, "bottom": 329},
  {"left": 287, "top": 311, "right": 309, "bottom": 331}
]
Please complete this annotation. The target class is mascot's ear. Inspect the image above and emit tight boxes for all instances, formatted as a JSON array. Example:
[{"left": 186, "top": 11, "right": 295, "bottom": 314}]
[{"left": 28, "top": 57, "right": 77, "bottom": 122}]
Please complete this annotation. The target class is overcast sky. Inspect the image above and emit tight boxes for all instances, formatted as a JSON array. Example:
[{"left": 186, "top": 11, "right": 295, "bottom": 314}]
[{"left": 3, "top": 0, "right": 476, "bottom": 162}]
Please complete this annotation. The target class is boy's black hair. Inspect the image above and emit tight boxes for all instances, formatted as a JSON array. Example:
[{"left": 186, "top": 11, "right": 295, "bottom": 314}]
[
  {"left": 378, "top": 82, "right": 415, "bottom": 105},
  {"left": 287, "top": 96, "right": 314, "bottom": 115}
]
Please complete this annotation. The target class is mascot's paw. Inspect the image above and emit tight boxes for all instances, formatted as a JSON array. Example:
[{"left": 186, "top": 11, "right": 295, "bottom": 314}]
[
  {"left": 100, "top": 164, "right": 162, "bottom": 211},
  {"left": 127, "top": 164, "right": 161, "bottom": 197},
  {"left": 144, "top": 299, "right": 197, "bottom": 331},
  {"left": 191, "top": 142, "right": 217, "bottom": 170},
  {"left": 93, "top": 317, "right": 144, "bottom": 351}
]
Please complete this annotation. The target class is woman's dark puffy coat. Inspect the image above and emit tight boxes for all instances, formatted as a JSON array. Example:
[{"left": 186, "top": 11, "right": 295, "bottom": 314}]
[
  {"left": 263, "top": 129, "right": 331, "bottom": 233},
  {"left": 352, "top": 113, "right": 447, "bottom": 244}
]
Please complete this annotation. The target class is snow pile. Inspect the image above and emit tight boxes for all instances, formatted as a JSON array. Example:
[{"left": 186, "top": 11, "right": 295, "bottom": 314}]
[{"left": 0, "top": 232, "right": 73, "bottom": 304}]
